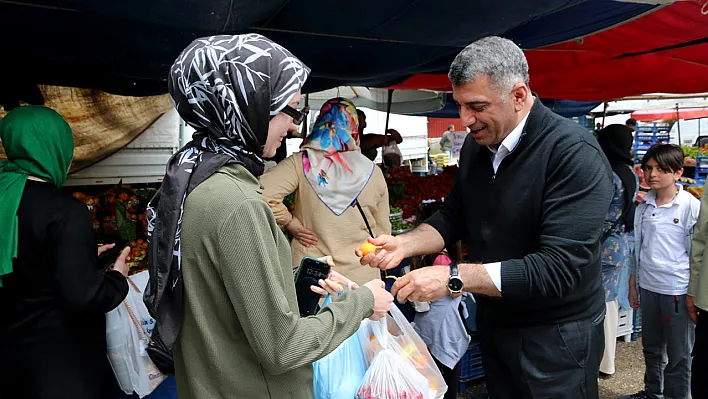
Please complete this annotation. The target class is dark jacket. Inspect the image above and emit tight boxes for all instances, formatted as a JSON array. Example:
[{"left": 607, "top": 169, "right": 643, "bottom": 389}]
[
  {"left": 0, "top": 181, "right": 128, "bottom": 399},
  {"left": 426, "top": 100, "right": 612, "bottom": 328}
]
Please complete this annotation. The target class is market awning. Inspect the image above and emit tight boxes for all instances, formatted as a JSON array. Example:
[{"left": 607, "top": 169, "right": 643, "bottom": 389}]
[
  {"left": 306, "top": 87, "right": 445, "bottom": 115},
  {"left": 0, "top": 0, "right": 658, "bottom": 98},
  {"left": 410, "top": 94, "right": 600, "bottom": 118},
  {"left": 389, "top": 1, "right": 708, "bottom": 101},
  {"left": 631, "top": 107, "right": 708, "bottom": 121},
  {"left": 0, "top": 86, "right": 172, "bottom": 171}
]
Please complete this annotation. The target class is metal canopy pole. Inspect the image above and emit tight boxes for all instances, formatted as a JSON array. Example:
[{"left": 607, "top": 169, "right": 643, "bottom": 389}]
[
  {"left": 384, "top": 89, "right": 393, "bottom": 133},
  {"left": 297, "top": 93, "right": 310, "bottom": 139},
  {"left": 676, "top": 102, "right": 682, "bottom": 145}
]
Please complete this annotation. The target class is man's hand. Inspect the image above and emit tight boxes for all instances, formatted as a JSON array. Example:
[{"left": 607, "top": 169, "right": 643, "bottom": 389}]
[
  {"left": 97, "top": 243, "right": 115, "bottom": 257},
  {"left": 390, "top": 129, "right": 403, "bottom": 144},
  {"left": 391, "top": 266, "right": 449, "bottom": 303},
  {"left": 286, "top": 218, "right": 318, "bottom": 248},
  {"left": 355, "top": 235, "right": 406, "bottom": 271},
  {"left": 687, "top": 295, "right": 699, "bottom": 324}
]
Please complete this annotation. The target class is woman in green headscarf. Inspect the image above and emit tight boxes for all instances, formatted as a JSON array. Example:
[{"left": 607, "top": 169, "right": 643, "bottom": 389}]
[{"left": 0, "top": 106, "right": 131, "bottom": 399}]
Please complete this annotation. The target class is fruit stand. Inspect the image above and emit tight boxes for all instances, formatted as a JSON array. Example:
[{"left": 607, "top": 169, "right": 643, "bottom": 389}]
[
  {"left": 386, "top": 166, "right": 457, "bottom": 222},
  {"left": 677, "top": 145, "right": 706, "bottom": 199},
  {"left": 68, "top": 183, "right": 156, "bottom": 275}
]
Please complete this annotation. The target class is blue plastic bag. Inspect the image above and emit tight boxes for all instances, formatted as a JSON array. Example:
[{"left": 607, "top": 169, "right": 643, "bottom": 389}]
[{"left": 313, "top": 295, "right": 368, "bottom": 399}]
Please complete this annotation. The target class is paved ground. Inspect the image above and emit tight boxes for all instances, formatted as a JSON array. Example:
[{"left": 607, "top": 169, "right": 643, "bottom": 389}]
[{"left": 460, "top": 339, "right": 648, "bottom": 399}]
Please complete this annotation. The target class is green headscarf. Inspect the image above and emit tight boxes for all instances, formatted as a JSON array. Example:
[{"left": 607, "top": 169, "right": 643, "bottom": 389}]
[{"left": 0, "top": 106, "right": 74, "bottom": 286}]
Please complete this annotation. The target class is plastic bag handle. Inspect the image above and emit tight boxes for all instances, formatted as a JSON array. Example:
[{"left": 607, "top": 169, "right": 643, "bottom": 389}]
[{"left": 320, "top": 289, "right": 348, "bottom": 308}]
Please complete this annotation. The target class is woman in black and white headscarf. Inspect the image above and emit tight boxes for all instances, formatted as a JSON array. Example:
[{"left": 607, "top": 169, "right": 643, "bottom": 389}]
[{"left": 144, "top": 34, "right": 392, "bottom": 399}]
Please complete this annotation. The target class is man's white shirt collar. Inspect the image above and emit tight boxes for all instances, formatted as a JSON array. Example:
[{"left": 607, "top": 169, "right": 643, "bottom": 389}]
[{"left": 488, "top": 112, "right": 529, "bottom": 155}]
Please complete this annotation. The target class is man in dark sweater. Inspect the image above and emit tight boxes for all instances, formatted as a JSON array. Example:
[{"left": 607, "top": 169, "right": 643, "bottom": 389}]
[{"left": 357, "top": 36, "right": 613, "bottom": 398}]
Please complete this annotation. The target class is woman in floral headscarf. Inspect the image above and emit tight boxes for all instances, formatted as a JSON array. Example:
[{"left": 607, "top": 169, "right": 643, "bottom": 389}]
[{"left": 261, "top": 98, "right": 392, "bottom": 285}]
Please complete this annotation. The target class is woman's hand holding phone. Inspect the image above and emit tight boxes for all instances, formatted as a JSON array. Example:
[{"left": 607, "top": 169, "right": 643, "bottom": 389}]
[
  {"left": 306, "top": 255, "right": 393, "bottom": 321},
  {"left": 310, "top": 268, "right": 360, "bottom": 297},
  {"left": 309, "top": 256, "right": 359, "bottom": 297}
]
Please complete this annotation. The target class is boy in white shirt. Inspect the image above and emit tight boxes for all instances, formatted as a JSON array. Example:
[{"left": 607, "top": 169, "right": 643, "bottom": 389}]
[{"left": 621, "top": 144, "right": 700, "bottom": 399}]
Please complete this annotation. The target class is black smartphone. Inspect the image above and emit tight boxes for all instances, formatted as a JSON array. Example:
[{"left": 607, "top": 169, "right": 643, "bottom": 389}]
[
  {"left": 97, "top": 240, "right": 128, "bottom": 272},
  {"left": 294, "top": 256, "right": 331, "bottom": 317}
]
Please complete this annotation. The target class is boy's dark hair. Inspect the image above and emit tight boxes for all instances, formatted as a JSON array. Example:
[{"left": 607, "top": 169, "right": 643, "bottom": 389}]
[{"left": 641, "top": 144, "right": 684, "bottom": 173}]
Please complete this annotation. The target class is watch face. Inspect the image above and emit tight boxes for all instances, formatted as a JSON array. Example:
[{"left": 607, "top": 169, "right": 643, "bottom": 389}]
[{"left": 448, "top": 277, "right": 463, "bottom": 292}]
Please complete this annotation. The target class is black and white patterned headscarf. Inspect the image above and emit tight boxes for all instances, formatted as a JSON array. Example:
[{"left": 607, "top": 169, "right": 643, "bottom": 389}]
[{"left": 144, "top": 34, "right": 310, "bottom": 353}]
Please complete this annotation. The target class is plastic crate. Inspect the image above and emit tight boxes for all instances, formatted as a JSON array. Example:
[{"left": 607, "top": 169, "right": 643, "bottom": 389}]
[
  {"left": 631, "top": 308, "right": 643, "bottom": 341},
  {"left": 696, "top": 155, "right": 708, "bottom": 181},
  {"left": 634, "top": 122, "right": 672, "bottom": 161},
  {"left": 616, "top": 308, "right": 634, "bottom": 342},
  {"left": 458, "top": 341, "right": 485, "bottom": 393},
  {"left": 459, "top": 341, "right": 484, "bottom": 382}
]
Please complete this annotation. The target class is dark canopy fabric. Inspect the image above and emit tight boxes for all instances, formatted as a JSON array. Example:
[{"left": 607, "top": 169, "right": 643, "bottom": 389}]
[{"left": 0, "top": 0, "right": 657, "bottom": 97}]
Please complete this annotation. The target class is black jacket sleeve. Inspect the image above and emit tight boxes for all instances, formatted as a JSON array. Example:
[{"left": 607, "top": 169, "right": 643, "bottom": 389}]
[
  {"left": 51, "top": 202, "right": 129, "bottom": 313},
  {"left": 500, "top": 141, "right": 612, "bottom": 298}
]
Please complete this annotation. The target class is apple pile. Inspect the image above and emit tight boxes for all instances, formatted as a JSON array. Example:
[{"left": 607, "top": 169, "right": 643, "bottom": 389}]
[{"left": 127, "top": 238, "right": 149, "bottom": 275}]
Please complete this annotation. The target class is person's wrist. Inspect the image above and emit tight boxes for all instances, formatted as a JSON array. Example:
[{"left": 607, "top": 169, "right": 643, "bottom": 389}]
[
  {"left": 458, "top": 263, "right": 473, "bottom": 292},
  {"left": 395, "top": 235, "right": 410, "bottom": 258},
  {"left": 285, "top": 217, "right": 296, "bottom": 229}
]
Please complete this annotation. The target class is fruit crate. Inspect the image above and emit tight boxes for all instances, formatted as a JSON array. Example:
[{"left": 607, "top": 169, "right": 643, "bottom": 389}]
[
  {"left": 458, "top": 340, "right": 485, "bottom": 392},
  {"left": 435, "top": 153, "right": 451, "bottom": 167},
  {"left": 616, "top": 308, "right": 634, "bottom": 342}
]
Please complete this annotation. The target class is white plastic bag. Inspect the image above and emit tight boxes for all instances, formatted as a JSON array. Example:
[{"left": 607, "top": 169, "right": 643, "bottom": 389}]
[
  {"left": 358, "top": 305, "right": 447, "bottom": 398},
  {"left": 356, "top": 348, "right": 430, "bottom": 399},
  {"left": 106, "top": 276, "right": 166, "bottom": 398},
  {"left": 382, "top": 140, "right": 403, "bottom": 166}
]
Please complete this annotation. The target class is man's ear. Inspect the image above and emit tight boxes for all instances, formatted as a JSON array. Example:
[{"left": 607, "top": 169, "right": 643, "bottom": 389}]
[{"left": 512, "top": 83, "right": 529, "bottom": 112}]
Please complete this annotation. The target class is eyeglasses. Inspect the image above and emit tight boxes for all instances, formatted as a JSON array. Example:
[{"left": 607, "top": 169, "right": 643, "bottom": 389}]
[{"left": 282, "top": 105, "right": 307, "bottom": 125}]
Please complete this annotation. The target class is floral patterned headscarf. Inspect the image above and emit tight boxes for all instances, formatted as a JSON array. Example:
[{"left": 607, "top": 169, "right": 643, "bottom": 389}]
[{"left": 301, "top": 98, "right": 374, "bottom": 216}]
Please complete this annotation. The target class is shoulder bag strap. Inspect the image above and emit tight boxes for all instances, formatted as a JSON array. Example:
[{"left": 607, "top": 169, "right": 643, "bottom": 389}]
[{"left": 355, "top": 201, "right": 386, "bottom": 280}]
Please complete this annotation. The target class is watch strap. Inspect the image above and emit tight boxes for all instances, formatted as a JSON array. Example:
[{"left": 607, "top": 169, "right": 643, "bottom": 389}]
[{"left": 450, "top": 261, "right": 459, "bottom": 277}]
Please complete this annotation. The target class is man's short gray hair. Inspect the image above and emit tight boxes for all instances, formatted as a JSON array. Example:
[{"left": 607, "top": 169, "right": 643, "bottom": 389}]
[{"left": 448, "top": 36, "right": 530, "bottom": 95}]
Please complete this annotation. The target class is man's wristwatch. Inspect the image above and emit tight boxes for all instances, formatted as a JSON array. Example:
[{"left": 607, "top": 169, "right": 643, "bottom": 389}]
[{"left": 447, "top": 261, "right": 464, "bottom": 297}]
